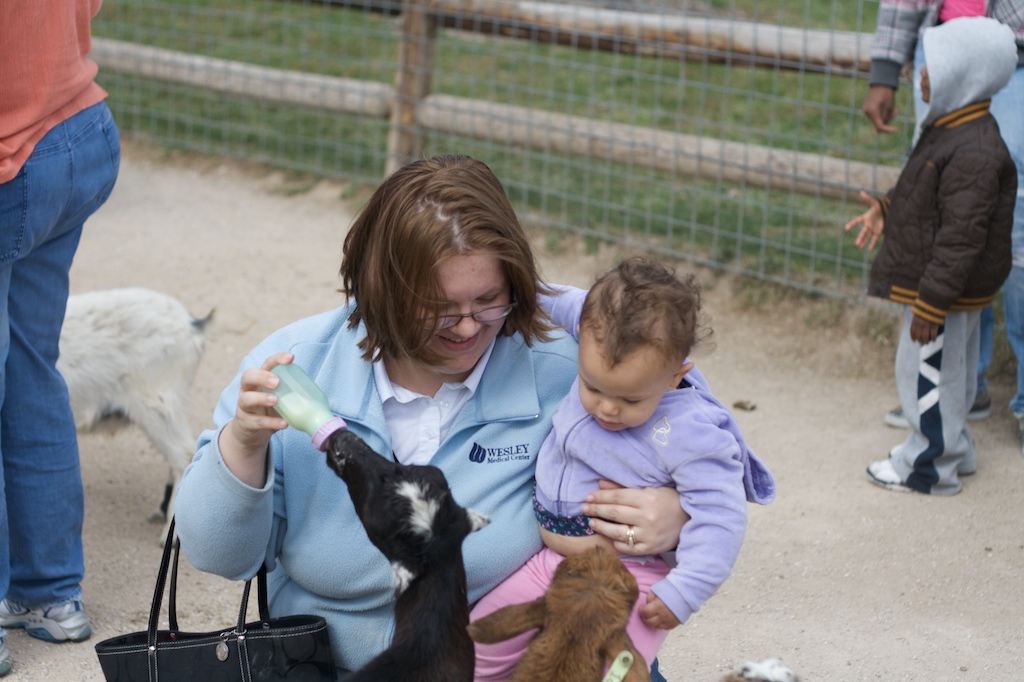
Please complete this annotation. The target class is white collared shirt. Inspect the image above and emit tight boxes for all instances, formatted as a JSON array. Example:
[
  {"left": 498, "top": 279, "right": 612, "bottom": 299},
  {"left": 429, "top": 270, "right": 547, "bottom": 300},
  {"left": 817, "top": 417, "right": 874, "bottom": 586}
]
[{"left": 372, "top": 340, "right": 495, "bottom": 465}]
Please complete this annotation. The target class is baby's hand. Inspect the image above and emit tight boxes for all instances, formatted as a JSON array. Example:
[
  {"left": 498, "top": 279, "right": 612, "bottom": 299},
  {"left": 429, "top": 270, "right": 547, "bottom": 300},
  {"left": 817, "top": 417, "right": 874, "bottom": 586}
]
[{"left": 639, "top": 593, "right": 680, "bottom": 630}]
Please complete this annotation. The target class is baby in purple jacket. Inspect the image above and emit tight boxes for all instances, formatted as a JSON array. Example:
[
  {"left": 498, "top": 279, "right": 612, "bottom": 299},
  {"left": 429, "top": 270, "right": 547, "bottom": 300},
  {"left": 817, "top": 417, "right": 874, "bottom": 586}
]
[{"left": 472, "top": 256, "right": 776, "bottom": 679}]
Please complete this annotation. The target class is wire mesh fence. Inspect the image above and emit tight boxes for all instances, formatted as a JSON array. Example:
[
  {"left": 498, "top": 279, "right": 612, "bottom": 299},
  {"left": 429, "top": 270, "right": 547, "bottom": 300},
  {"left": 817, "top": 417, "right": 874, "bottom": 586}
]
[{"left": 91, "top": 0, "right": 918, "bottom": 299}]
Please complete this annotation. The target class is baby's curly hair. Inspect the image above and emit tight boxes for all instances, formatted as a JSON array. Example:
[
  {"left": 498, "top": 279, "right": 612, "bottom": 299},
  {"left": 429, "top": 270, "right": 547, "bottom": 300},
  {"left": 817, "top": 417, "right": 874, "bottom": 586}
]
[{"left": 580, "top": 256, "right": 710, "bottom": 367}]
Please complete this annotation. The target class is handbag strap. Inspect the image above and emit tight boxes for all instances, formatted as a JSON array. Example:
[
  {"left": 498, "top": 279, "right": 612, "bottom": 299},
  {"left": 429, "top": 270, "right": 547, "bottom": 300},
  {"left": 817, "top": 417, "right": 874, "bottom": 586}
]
[
  {"left": 148, "top": 518, "right": 269, "bottom": 653},
  {"left": 234, "top": 566, "right": 270, "bottom": 682},
  {"left": 142, "top": 517, "right": 278, "bottom": 682},
  {"left": 146, "top": 517, "right": 180, "bottom": 679},
  {"left": 257, "top": 563, "right": 270, "bottom": 620},
  {"left": 234, "top": 557, "right": 274, "bottom": 626},
  {"left": 147, "top": 517, "right": 179, "bottom": 650},
  {"left": 168, "top": 535, "right": 181, "bottom": 632}
]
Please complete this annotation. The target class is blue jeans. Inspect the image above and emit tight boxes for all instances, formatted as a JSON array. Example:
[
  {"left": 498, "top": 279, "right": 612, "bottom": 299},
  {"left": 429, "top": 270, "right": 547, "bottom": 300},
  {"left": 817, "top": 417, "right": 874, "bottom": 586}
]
[
  {"left": 0, "top": 102, "right": 120, "bottom": 607},
  {"left": 914, "top": 42, "right": 1024, "bottom": 413}
]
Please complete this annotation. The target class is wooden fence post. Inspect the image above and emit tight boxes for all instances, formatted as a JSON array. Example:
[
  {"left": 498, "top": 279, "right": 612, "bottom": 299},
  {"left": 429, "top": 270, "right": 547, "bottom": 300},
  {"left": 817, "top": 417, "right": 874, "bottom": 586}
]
[{"left": 386, "top": 0, "right": 437, "bottom": 176}]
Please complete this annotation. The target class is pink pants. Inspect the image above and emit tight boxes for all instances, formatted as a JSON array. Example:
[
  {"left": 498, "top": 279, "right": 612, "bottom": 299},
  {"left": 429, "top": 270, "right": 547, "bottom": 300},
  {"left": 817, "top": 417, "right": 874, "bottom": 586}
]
[{"left": 470, "top": 547, "right": 672, "bottom": 682}]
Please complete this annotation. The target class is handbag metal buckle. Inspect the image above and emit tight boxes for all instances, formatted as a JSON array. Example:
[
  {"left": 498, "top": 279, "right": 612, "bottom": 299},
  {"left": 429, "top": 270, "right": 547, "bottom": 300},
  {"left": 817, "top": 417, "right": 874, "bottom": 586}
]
[{"left": 216, "top": 632, "right": 230, "bottom": 662}]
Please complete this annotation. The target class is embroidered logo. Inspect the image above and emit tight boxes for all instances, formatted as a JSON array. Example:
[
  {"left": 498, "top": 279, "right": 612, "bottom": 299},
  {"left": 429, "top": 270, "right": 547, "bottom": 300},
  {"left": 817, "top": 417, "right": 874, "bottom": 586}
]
[
  {"left": 468, "top": 441, "right": 531, "bottom": 464},
  {"left": 651, "top": 416, "right": 670, "bottom": 445},
  {"left": 468, "top": 443, "right": 487, "bottom": 463}
]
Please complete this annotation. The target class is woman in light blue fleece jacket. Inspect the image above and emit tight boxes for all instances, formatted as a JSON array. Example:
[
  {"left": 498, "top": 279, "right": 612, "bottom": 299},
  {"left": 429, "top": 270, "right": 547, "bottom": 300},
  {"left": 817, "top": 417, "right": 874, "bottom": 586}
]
[{"left": 173, "top": 156, "right": 688, "bottom": 676}]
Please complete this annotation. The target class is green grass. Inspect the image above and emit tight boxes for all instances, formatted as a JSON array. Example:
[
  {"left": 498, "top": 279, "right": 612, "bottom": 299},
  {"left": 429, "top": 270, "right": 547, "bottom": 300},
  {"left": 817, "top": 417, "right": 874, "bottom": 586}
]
[
  {"left": 93, "top": 0, "right": 911, "bottom": 165},
  {"left": 713, "top": 0, "right": 878, "bottom": 30},
  {"left": 92, "top": 0, "right": 906, "bottom": 297},
  {"left": 102, "top": 74, "right": 390, "bottom": 181},
  {"left": 414, "top": 134, "right": 874, "bottom": 293}
]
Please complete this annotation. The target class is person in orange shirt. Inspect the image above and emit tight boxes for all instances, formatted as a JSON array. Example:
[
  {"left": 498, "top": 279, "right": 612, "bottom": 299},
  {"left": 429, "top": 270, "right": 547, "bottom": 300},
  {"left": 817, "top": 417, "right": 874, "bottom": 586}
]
[{"left": 0, "top": 2, "right": 121, "bottom": 675}]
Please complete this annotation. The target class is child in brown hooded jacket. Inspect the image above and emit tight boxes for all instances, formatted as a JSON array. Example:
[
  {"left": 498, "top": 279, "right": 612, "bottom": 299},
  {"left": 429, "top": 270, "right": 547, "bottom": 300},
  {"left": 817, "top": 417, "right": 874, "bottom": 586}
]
[{"left": 846, "top": 16, "right": 1018, "bottom": 495}]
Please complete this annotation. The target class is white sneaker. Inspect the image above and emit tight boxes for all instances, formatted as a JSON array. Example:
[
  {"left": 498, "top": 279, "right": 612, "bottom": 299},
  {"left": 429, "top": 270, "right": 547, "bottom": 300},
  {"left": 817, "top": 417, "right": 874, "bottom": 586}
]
[
  {"left": 884, "top": 407, "right": 910, "bottom": 429},
  {"left": 0, "top": 598, "right": 91, "bottom": 643},
  {"left": 866, "top": 459, "right": 914, "bottom": 493}
]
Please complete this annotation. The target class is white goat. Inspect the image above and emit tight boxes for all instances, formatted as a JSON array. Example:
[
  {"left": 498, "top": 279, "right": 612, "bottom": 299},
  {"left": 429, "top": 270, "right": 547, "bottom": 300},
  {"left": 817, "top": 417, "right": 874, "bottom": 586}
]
[{"left": 58, "top": 288, "right": 211, "bottom": 541}]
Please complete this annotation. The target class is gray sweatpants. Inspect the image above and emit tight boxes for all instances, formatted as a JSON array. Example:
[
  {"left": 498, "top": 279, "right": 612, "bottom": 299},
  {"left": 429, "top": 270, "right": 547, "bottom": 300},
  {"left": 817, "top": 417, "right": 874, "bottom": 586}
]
[{"left": 890, "top": 307, "right": 981, "bottom": 495}]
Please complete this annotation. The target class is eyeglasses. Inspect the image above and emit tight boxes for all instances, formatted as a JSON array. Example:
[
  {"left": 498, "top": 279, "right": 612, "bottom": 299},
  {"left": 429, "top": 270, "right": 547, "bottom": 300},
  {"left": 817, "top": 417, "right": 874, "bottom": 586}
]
[{"left": 428, "top": 302, "right": 516, "bottom": 330}]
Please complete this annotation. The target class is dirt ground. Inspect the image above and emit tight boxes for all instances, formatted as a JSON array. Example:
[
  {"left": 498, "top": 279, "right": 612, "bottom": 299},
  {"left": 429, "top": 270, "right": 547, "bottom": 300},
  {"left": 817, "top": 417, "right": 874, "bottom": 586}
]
[{"left": 5, "top": 143, "right": 1023, "bottom": 681}]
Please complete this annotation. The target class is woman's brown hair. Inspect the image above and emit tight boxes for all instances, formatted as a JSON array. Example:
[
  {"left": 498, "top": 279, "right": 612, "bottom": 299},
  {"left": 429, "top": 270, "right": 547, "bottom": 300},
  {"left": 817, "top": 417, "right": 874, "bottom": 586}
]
[{"left": 340, "top": 155, "right": 555, "bottom": 364}]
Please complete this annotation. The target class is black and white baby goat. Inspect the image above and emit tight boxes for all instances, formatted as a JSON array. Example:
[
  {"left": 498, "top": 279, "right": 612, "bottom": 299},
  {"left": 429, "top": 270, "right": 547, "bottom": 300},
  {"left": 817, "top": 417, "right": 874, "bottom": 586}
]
[
  {"left": 323, "top": 428, "right": 489, "bottom": 682},
  {"left": 59, "top": 288, "right": 212, "bottom": 541}
]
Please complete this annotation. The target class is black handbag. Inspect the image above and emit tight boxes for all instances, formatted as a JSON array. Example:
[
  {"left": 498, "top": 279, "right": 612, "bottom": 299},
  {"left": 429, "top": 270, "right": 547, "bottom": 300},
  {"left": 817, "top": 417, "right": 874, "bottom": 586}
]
[{"left": 94, "top": 518, "right": 337, "bottom": 681}]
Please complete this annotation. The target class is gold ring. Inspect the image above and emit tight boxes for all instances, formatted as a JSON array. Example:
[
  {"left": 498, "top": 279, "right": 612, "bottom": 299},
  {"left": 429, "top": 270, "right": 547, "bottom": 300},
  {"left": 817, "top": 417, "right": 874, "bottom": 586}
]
[{"left": 626, "top": 526, "right": 635, "bottom": 548}]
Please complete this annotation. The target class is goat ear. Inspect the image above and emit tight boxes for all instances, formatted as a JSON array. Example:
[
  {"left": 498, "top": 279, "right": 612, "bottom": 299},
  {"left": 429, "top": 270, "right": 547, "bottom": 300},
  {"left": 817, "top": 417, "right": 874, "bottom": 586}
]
[
  {"left": 467, "top": 597, "right": 547, "bottom": 643},
  {"left": 466, "top": 508, "right": 490, "bottom": 533}
]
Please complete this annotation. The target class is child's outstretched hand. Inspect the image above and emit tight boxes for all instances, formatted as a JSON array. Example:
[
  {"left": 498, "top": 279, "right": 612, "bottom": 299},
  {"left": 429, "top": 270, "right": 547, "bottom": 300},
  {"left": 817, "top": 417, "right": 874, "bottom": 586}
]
[
  {"left": 639, "top": 592, "right": 681, "bottom": 630},
  {"left": 844, "top": 191, "right": 885, "bottom": 250}
]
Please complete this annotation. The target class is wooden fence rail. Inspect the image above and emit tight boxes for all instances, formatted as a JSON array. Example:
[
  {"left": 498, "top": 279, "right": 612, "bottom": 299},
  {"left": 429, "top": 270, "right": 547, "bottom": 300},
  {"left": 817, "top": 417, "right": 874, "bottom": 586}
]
[
  {"left": 91, "top": 1, "right": 899, "bottom": 200},
  {"left": 309, "top": 0, "right": 875, "bottom": 74}
]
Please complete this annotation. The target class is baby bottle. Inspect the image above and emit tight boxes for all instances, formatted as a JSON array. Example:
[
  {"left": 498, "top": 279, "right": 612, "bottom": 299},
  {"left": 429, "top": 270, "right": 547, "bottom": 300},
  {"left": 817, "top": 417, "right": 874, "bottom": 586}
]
[{"left": 263, "top": 363, "right": 347, "bottom": 450}]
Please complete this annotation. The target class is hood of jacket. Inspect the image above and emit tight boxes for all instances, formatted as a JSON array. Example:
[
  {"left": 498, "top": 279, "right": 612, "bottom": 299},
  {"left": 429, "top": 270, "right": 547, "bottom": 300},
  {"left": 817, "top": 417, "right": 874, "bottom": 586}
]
[{"left": 922, "top": 17, "right": 1017, "bottom": 125}]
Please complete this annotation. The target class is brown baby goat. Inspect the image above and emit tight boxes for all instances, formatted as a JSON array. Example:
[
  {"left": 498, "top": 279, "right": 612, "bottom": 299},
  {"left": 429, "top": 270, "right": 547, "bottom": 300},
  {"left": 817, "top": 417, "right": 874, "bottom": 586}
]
[{"left": 468, "top": 546, "right": 650, "bottom": 682}]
